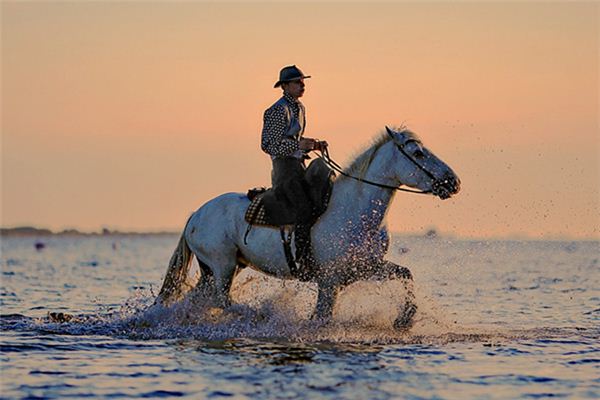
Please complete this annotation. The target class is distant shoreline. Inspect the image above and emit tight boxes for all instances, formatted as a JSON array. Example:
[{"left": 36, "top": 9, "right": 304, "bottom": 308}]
[
  {"left": 0, "top": 226, "right": 178, "bottom": 237},
  {"left": 1, "top": 226, "right": 597, "bottom": 242}
]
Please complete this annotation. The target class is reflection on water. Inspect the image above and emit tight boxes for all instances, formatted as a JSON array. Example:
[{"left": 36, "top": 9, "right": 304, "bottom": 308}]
[{"left": 1, "top": 236, "right": 598, "bottom": 399}]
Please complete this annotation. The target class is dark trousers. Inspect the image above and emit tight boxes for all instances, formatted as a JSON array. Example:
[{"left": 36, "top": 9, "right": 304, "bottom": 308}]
[
  {"left": 272, "top": 157, "right": 316, "bottom": 276},
  {"left": 271, "top": 157, "right": 313, "bottom": 224}
]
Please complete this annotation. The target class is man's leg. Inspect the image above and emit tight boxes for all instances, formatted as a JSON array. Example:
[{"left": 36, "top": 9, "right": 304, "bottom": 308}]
[
  {"left": 273, "top": 158, "right": 317, "bottom": 280},
  {"left": 285, "top": 178, "right": 318, "bottom": 280}
]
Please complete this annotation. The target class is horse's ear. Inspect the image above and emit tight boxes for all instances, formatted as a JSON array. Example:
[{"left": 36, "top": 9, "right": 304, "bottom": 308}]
[{"left": 385, "top": 126, "right": 395, "bottom": 138}]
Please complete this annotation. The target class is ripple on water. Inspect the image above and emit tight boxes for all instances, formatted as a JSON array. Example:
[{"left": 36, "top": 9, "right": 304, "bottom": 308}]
[{"left": 1, "top": 236, "right": 599, "bottom": 399}]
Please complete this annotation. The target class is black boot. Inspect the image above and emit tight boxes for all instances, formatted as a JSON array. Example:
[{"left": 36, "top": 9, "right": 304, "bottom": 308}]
[{"left": 294, "top": 223, "right": 317, "bottom": 281}]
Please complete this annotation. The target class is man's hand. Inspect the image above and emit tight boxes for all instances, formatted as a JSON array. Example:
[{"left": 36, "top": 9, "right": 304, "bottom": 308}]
[
  {"left": 299, "top": 138, "right": 317, "bottom": 151},
  {"left": 300, "top": 138, "right": 328, "bottom": 152},
  {"left": 314, "top": 140, "right": 328, "bottom": 152}
]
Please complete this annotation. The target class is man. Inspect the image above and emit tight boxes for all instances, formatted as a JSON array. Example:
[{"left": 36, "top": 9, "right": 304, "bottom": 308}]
[{"left": 261, "top": 65, "right": 326, "bottom": 277}]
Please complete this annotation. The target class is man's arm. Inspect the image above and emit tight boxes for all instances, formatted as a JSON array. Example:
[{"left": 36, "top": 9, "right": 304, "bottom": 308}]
[{"left": 261, "top": 106, "right": 300, "bottom": 157}]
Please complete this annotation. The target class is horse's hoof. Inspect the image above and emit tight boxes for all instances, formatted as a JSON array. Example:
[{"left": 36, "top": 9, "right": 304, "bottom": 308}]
[
  {"left": 393, "top": 302, "right": 417, "bottom": 331},
  {"left": 309, "top": 313, "right": 331, "bottom": 327},
  {"left": 373, "top": 262, "right": 413, "bottom": 281},
  {"left": 48, "top": 312, "right": 74, "bottom": 323},
  {"left": 392, "top": 265, "right": 413, "bottom": 281}
]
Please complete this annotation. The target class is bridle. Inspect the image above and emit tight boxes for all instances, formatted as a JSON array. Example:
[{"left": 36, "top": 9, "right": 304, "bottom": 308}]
[{"left": 316, "top": 130, "right": 440, "bottom": 195}]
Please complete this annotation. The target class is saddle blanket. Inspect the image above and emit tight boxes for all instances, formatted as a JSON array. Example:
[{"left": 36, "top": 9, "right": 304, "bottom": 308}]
[{"left": 244, "top": 192, "right": 272, "bottom": 227}]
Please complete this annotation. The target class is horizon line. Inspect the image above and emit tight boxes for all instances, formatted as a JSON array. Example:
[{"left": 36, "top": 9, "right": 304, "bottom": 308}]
[{"left": 1, "top": 225, "right": 598, "bottom": 242}]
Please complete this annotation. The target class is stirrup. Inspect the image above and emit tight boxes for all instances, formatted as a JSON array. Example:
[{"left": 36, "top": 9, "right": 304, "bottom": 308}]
[{"left": 280, "top": 226, "right": 297, "bottom": 276}]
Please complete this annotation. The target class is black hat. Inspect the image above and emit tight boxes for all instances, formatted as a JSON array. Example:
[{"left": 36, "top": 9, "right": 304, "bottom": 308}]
[{"left": 274, "top": 65, "right": 311, "bottom": 88}]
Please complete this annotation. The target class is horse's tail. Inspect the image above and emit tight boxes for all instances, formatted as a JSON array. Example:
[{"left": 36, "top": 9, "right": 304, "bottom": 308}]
[{"left": 155, "top": 216, "right": 195, "bottom": 306}]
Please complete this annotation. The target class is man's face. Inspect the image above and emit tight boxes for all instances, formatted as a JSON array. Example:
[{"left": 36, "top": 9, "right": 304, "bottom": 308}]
[{"left": 283, "top": 79, "right": 305, "bottom": 99}]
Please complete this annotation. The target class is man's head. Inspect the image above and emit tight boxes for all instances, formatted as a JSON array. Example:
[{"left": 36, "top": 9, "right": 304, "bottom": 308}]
[
  {"left": 282, "top": 79, "right": 305, "bottom": 99},
  {"left": 274, "top": 65, "right": 310, "bottom": 98}
]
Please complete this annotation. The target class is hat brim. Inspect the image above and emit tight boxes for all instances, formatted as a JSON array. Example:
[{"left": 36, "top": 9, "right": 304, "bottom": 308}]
[{"left": 274, "top": 75, "right": 311, "bottom": 88}]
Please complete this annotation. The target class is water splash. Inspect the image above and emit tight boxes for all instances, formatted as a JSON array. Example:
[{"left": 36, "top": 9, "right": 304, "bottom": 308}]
[{"left": 4, "top": 268, "right": 590, "bottom": 345}]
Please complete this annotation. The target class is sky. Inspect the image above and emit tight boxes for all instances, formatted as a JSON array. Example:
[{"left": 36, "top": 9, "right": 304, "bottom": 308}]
[{"left": 1, "top": 1, "right": 599, "bottom": 239}]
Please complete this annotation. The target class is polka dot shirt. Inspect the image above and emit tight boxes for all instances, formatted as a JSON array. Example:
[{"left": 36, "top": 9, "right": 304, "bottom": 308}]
[{"left": 261, "top": 93, "right": 305, "bottom": 159}]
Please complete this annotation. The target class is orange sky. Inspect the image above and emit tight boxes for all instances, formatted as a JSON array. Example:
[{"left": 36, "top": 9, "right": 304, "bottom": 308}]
[{"left": 1, "top": 2, "right": 598, "bottom": 239}]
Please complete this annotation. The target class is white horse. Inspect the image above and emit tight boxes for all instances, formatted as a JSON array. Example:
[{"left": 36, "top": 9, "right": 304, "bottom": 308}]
[{"left": 156, "top": 126, "right": 460, "bottom": 329}]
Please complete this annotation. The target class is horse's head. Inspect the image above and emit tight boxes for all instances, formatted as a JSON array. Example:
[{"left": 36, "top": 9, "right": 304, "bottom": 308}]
[{"left": 385, "top": 126, "right": 461, "bottom": 199}]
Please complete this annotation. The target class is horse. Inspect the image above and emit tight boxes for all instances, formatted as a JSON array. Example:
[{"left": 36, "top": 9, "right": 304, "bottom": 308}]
[{"left": 155, "top": 126, "right": 460, "bottom": 329}]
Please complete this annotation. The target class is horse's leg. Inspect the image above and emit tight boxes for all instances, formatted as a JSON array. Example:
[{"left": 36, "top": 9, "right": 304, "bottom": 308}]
[
  {"left": 313, "top": 284, "right": 338, "bottom": 322},
  {"left": 371, "top": 260, "right": 413, "bottom": 281},
  {"left": 190, "top": 254, "right": 237, "bottom": 309},
  {"left": 367, "top": 260, "right": 417, "bottom": 330},
  {"left": 190, "top": 256, "right": 215, "bottom": 299},
  {"left": 393, "top": 299, "right": 417, "bottom": 330},
  {"left": 213, "top": 263, "right": 237, "bottom": 309},
  {"left": 185, "top": 206, "right": 241, "bottom": 309}
]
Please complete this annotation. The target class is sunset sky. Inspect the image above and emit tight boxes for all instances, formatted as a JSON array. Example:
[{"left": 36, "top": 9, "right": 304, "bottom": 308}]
[{"left": 2, "top": 2, "right": 598, "bottom": 239}]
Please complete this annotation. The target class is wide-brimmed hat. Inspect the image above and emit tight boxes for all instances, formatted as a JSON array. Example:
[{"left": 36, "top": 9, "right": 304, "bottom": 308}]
[{"left": 274, "top": 65, "right": 311, "bottom": 88}]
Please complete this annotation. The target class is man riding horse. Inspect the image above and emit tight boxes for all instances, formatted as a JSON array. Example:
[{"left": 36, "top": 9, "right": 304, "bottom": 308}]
[
  {"left": 261, "top": 65, "right": 328, "bottom": 279},
  {"left": 154, "top": 65, "right": 460, "bottom": 328}
]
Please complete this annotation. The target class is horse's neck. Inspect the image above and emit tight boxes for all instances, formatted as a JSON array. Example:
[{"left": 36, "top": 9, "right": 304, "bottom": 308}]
[{"left": 318, "top": 144, "right": 396, "bottom": 236}]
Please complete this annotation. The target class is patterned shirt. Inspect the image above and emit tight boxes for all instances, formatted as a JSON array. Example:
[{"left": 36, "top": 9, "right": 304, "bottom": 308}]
[{"left": 261, "top": 92, "right": 305, "bottom": 159}]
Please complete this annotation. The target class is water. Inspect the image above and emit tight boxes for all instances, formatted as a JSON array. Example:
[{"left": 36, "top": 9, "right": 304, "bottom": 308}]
[{"left": 1, "top": 235, "right": 598, "bottom": 399}]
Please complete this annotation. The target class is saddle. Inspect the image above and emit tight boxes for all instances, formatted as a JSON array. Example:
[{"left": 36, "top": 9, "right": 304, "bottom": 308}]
[{"left": 244, "top": 158, "right": 334, "bottom": 280}]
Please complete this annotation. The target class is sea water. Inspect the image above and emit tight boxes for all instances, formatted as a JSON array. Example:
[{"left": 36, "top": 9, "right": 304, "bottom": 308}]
[{"left": 1, "top": 235, "right": 598, "bottom": 399}]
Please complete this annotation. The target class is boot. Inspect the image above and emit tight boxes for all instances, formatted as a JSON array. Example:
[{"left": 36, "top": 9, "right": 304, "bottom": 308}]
[{"left": 294, "top": 223, "right": 317, "bottom": 281}]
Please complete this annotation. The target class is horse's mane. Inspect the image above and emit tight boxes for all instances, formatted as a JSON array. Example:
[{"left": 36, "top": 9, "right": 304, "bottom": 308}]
[{"left": 343, "top": 126, "right": 419, "bottom": 179}]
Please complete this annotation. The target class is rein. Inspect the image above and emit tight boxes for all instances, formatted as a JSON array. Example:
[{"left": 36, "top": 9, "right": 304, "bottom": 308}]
[{"left": 316, "top": 147, "right": 432, "bottom": 195}]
